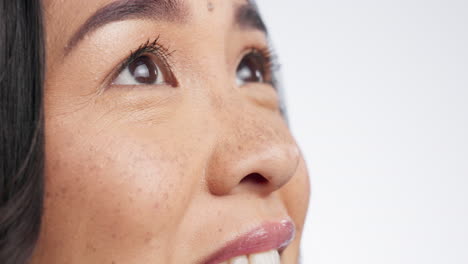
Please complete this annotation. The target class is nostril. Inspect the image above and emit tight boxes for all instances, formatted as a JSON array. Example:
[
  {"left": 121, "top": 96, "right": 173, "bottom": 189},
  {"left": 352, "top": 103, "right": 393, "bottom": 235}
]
[{"left": 240, "top": 173, "right": 269, "bottom": 185}]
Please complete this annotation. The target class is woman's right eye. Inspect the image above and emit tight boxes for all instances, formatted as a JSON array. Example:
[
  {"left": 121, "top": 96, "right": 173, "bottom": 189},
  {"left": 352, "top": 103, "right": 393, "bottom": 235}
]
[{"left": 113, "top": 55, "right": 167, "bottom": 86}]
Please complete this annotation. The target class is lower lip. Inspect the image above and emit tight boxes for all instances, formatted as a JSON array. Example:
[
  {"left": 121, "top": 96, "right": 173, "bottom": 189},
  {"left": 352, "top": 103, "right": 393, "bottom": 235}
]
[{"left": 204, "top": 220, "right": 295, "bottom": 264}]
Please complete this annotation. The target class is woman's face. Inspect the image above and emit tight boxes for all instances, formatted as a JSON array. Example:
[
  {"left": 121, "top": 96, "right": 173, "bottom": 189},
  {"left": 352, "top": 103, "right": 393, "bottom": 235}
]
[{"left": 34, "top": 0, "right": 310, "bottom": 263}]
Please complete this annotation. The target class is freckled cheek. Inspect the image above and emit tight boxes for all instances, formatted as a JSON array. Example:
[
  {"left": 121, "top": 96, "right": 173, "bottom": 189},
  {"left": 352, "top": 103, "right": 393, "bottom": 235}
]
[{"left": 44, "top": 138, "right": 191, "bottom": 252}]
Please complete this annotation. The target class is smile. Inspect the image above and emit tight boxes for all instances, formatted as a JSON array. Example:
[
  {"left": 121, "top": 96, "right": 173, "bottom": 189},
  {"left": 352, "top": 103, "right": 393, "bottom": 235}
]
[{"left": 204, "top": 220, "right": 295, "bottom": 264}]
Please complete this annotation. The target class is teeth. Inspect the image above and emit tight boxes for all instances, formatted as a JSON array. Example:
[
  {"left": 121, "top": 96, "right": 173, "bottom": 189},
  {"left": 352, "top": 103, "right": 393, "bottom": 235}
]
[
  {"left": 225, "top": 250, "right": 280, "bottom": 264},
  {"left": 230, "top": 255, "right": 249, "bottom": 264},
  {"left": 248, "top": 250, "right": 280, "bottom": 264}
]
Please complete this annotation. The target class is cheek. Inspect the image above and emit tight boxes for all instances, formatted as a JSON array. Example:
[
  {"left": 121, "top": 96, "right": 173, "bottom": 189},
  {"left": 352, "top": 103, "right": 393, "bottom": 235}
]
[{"left": 42, "top": 123, "right": 193, "bottom": 259}]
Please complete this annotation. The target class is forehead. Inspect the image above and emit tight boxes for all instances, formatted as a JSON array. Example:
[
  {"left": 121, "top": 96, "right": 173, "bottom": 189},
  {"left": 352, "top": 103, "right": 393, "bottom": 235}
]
[
  {"left": 43, "top": 0, "right": 257, "bottom": 59},
  {"left": 43, "top": 0, "right": 252, "bottom": 32}
]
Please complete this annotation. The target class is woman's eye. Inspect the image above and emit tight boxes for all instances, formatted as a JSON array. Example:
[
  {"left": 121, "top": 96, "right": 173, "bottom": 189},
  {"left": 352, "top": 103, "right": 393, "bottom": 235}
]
[
  {"left": 113, "top": 55, "right": 165, "bottom": 86},
  {"left": 236, "top": 51, "right": 269, "bottom": 86}
]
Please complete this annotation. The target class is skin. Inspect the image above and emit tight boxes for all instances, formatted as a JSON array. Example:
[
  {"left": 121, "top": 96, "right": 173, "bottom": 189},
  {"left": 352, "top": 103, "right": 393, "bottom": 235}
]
[{"left": 32, "top": 0, "right": 310, "bottom": 263}]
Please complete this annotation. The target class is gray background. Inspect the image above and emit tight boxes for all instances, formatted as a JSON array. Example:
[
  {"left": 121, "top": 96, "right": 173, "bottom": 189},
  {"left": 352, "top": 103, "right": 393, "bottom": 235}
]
[{"left": 256, "top": 0, "right": 468, "bottom": 263}]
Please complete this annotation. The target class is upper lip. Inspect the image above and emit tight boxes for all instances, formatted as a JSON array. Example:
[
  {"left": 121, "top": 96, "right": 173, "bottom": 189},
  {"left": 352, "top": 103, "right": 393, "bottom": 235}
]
[{"left": 202, "top": 219, "right": 295, "bottom": 264}]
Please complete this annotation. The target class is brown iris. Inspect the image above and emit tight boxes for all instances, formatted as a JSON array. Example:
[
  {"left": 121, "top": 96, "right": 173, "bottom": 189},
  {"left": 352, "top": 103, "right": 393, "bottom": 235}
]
[
  {"left": 128, "top": 55, "right": 159, "bottom": 84},
  {"left": 236, "top": 51, "right": 268, "bottom": 85}
]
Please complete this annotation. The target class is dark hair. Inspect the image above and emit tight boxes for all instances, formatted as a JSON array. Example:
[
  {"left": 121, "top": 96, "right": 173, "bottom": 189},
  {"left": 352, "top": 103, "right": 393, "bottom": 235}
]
[{"left": 0, "top": 0, "right": 45, "bottom": 263}]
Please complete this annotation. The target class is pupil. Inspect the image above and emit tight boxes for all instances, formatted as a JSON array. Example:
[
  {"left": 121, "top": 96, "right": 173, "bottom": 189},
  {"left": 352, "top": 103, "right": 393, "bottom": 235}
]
[
  {"left": 237, "top": 55, "right": 264, "bottom": 85},
  {"left": 129, "top": 56, "right": 158, "bottom": 84}
]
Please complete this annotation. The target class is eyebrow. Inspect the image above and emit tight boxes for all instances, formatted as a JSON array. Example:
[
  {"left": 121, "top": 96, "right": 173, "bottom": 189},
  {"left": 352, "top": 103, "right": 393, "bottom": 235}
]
[
  {"left": 235, "top": 2, "right": 267, "bottom": 34},
  {"left": 65, "top": 0, "right": 268, "bottom": 56},
  {"left": 65, "top": 0, "right": 185, "bottom": 55}
]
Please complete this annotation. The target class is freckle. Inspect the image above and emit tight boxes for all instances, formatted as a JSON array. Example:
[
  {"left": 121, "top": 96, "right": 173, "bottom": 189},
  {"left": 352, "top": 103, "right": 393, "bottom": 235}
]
[
  {"left": 154, "top": 202, "right": 160, "bottom": 209},
  {"left": 207, "top": 1, "right": 214, "bottom": 12},
  {"left": 137, "top": 187, "right": 142, "bottom": 193},
  {"left": 144, "top": 232, "right": 153, "bottom": 243},
  {"left": 218, "top": 228, "right": 223, "bottom": 232},
  {"left": 163, "top": 193, "right": 169, "bottom": 200},
  {"left": 87, "top": 243, "right": 97, "bottom": 252}
]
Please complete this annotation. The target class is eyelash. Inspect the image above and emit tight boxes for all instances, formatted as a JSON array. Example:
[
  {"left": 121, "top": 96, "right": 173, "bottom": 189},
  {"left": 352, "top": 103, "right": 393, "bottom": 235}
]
[{"left": 110, "top": 37, "right": 280, "bottom": 88}]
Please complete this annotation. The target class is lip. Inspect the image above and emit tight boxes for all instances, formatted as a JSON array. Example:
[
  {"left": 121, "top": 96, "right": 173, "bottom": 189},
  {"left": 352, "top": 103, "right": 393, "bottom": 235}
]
[{"left": 203, "top": 220, "right": 295, "bottom": 264}]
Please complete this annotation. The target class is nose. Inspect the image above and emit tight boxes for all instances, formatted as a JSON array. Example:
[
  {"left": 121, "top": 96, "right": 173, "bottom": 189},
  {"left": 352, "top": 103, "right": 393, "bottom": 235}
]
[{"left": 205, "top": 107, "right": 300, "bottom": 196}]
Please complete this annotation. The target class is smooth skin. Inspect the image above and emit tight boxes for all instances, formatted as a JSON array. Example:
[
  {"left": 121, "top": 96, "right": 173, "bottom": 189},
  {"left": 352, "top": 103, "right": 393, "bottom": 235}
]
[{"left": 32, "top": 0, "right": 310, "bottom": 263}]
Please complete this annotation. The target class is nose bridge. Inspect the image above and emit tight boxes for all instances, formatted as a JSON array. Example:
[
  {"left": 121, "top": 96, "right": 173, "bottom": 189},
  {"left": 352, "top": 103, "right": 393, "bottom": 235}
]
[{"left": 204, "top": 90, "right": 300, "bottom": 196}]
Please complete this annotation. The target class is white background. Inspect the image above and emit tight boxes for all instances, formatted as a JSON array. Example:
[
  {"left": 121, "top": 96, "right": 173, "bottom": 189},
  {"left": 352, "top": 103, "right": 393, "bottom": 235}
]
[{"left": 256, "top": 0, "right": 468, "bottom": 263}]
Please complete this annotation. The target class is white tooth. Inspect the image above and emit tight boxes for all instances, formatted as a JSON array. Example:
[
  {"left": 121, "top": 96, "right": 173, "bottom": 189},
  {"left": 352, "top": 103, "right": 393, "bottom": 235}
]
[
  {"left": 229, "top": 255, "right": 249, "bottom": 264},
  {"left": 248, "top": 250, "right": 280, "bottom": 264}
]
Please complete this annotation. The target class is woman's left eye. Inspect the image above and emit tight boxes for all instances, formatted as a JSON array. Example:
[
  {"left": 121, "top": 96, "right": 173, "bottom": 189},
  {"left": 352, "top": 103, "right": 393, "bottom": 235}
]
[
  {"left": 236, "top": 51, "right": 271, "bottom": 86},
  {"left": 113, "top": 55, "right": 165, "bottom": 85}
]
